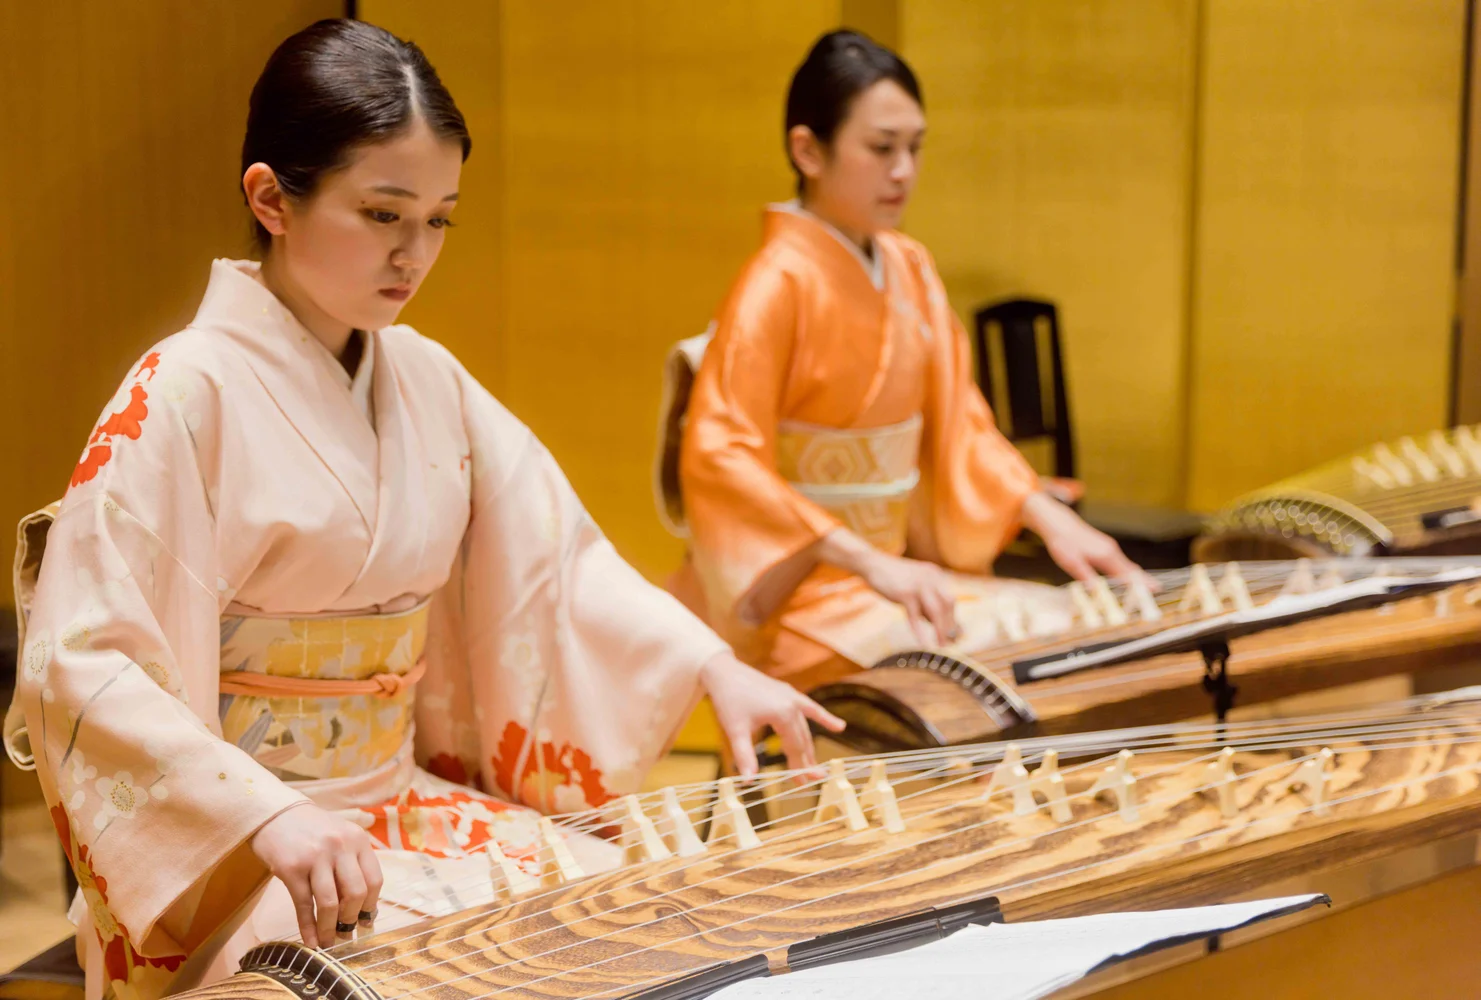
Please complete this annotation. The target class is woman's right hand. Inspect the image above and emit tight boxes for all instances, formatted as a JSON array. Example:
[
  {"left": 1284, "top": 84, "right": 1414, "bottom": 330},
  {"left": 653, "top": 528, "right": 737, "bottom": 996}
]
[
  {"left": 859, "top": 550, "right": 960, "bottom": 647},
  {"left": 251, "top": 802, "right": 383, "bottom": 948}
]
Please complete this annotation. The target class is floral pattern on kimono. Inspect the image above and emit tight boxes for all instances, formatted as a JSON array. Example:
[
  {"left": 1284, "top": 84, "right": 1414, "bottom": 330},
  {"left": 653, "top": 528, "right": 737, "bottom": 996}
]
[{"left": 7, "top": 259, "right": 728, "bottom": 1000}]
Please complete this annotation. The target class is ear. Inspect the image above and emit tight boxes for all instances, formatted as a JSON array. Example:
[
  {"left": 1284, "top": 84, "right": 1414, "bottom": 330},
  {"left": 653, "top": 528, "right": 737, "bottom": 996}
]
[
  {"left": 787, "top": 125, "right": 827, "bottom": 184},
  {"left": 242, "top": 162, "right": 289, "bottom": 239}
]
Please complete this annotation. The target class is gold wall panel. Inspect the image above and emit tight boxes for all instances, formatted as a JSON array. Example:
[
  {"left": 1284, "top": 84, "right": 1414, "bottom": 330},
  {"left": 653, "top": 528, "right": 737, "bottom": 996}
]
[
  {"left": 0, "top": 1, "right": 342, "bottom": 605},
  {"left": 900, "top": 0, "right": 1201, "bottom": 508},
  {"left": 365, "top": 0, "right": 841, "bottom": 581},
  {"left": 1185, "top": 0, "right": 1466, "bottom": 510}
]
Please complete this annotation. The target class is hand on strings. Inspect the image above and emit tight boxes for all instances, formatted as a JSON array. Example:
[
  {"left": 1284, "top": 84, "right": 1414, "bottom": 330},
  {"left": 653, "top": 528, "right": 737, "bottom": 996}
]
[
  {"left": 252, "top": 801, "right": 383, "bottom": 949},
  {"left": 1020, "top": 491, "right": 1157, "bottom": 590},
  {"left": 700, "top": 651, "right": 845, "bottom": 780},
  {"left": 859, "top": 551, "right": 961, "bottom": 647},
  {"left": 816, "top": 529, "right": 960, "bottom": 647}
]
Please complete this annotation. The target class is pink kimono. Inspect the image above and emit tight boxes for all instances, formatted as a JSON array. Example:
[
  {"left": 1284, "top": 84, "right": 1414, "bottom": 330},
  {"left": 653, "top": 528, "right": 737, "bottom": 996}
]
[{"left": 4, "top": 260, "right": 726, "bottom": 1000}]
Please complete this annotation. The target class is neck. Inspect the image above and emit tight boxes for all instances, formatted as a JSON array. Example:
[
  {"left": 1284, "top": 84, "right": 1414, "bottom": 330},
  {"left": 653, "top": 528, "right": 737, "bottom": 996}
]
[
  {"left": 798, "top": 196, "right": 874, "bottom": 257},
  {"left": 259, "top": 252, "right": 356, "bottom": 362}
]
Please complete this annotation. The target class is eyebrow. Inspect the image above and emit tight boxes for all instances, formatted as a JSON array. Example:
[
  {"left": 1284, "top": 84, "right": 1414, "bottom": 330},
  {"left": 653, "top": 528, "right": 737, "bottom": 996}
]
[{"left": 371, "top": 184, "right": 459, "bottom": 202}]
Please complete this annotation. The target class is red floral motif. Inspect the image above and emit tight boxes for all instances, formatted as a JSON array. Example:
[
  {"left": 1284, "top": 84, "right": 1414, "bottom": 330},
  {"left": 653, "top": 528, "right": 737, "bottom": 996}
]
[
  {"left": 361, "top": 784, "right": 524, "bottom": 858},
  {"left": 51, "top": 801, "right": 187, "bottom": 991},
  {"left": 70, "top": 444, "right": 114, "bottom": 488},
  {"left": 490, "top": 720, "right": 612, "bottom": 810},
  {"left": 49, "top": 803, "right": 74, "bottom": 863},
  {"left": 70, "top": 359, "right": 157, "bottom": 489},
  {"left": 101, "top": 931, "right": 130, "bottom": 985},
  {"left": 94, "top": 384, "right": 149, "bottom": 442},
  {"left": 426, "top": 752, "right": 471, "bottom": 787}
]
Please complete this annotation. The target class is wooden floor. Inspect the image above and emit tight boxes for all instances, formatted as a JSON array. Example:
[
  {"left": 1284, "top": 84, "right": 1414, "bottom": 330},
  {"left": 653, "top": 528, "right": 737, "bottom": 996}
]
[{"left": 0, "top": 793, "right": 73, "bottom": 972}]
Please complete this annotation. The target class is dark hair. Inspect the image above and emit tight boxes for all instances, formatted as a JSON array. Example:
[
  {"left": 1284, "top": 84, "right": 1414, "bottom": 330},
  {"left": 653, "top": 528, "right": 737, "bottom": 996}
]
[
  {"left": 241, "top": 19, "right": 471, "bottom": 250},
  {"left": 784, "top": 30, "right": 922, "bottom": 195}
]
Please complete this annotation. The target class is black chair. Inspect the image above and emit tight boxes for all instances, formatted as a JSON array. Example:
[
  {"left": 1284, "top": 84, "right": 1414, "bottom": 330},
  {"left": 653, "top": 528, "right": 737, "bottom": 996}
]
[{"left": 974, "top": 298, "right": 1205, "bottom": 575}]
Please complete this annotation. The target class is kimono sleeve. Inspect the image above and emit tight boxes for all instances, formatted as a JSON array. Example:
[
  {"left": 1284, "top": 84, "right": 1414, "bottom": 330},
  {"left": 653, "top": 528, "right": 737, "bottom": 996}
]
[
  {"left": 427, "top": 353, "right": 726, "bottom": 814},
  {"left": 909, "top": 251, "right": 1041, "bottom": 571},
  {"left": 9, "top": 346, "right": 305, "bottom": 992},
  {"left": 679, "top": 265, "right": 842, "bottom": 629}
]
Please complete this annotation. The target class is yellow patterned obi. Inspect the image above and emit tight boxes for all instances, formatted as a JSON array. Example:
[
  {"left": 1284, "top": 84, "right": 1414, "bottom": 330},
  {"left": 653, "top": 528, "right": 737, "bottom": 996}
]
[
  {"left": 218, "top": 602, "right": 429, "bottom": 783},
  {"left": 776, "top": 416, "right": 923, "bottom": 554}
]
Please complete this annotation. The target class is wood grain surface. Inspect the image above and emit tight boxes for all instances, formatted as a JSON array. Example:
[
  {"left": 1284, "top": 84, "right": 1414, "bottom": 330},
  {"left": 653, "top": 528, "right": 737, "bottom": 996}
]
[{"left": 182, "top": 706, "right": 1481, "bottom": 1000}]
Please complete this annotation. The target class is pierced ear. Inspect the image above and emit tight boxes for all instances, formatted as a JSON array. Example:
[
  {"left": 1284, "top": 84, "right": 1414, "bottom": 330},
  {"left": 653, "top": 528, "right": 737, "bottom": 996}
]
[
  {"left": 787, "top": 125, "right": 827, "bottom": 182},
  {"left": 242, "top": 162, "right": 289, "bottom": 237}
]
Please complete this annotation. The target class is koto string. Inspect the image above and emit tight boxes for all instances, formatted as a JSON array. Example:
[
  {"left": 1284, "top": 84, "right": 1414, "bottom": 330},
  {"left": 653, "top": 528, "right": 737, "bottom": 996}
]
[
  {"left": 338, "top": 692, "right": 1481, "bottom": 925},
  {"left": 407, "top": 736, "right": 1481, "bottom": 1000},
  {"left": 563, "top": 751, "right": 1481, "bottom": 1000},
  {"left": 323, "top": 699, "right": 1481, "bottom": 958},
  {"left": 276, "top": 743, "right": 1481, "bottom": 1000},
  {"left": 325, "top": 706, "right": 1479, "bottom": 959},
  {"left": 336, "top": 715, "right": 1481, "bottom": 982},
  {"left": 362, "top": 720, "right": 1481, "bottom": 977},
  {"left": 356, "top": 706, "right": 1481, "bottom": 933}
]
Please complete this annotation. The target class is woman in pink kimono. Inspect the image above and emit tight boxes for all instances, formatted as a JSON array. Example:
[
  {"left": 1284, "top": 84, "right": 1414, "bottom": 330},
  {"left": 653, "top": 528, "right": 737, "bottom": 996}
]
[{"left": 3, "top": 20, "right": 841, "bottom": 1000}]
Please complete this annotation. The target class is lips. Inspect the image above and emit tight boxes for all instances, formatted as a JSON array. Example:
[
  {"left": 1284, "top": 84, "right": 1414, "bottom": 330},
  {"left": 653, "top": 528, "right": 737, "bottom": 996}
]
[{"left": 379, "top": 286, "right": 412, "bottom": 302}]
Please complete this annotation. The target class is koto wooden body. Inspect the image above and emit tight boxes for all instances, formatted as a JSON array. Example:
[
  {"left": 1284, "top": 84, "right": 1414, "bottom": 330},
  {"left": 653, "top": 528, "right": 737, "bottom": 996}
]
[
  {"left": 177, "top": 700, "right": 1481, "bottom": 1000},
  {"left": 1194, "top": 425, "right": 1481, "bottom": 561},
  {"left": 812, "top": 564, "right": 1481, "bottom": 752}
]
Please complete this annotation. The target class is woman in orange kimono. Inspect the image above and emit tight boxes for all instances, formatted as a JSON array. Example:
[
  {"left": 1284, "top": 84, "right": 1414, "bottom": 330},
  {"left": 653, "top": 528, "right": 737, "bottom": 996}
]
[
  {"left": 671, "top": 31, "right": 1143, "bottom": 690},
  {"left": 4, "top": 20, "right": 838, "bottom": 1000}
]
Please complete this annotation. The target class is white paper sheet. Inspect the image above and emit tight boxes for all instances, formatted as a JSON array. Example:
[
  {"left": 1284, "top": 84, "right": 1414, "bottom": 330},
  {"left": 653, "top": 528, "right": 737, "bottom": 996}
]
[{"left": 709, "top": 894, "right": 1328, "bottom": 1000}]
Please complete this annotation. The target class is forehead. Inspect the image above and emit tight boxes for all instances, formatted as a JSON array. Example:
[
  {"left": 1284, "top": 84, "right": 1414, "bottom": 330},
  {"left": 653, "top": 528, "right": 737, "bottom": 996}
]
[
  {"left": 335, "top": 121, "right": 464, "bottom": 195},
  {"left": 844, "top": 79, "right": 926, "bottom": 133}
]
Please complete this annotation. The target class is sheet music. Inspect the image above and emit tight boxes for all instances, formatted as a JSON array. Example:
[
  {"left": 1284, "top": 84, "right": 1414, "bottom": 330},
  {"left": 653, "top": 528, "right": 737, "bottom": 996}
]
[{"left": 710, "top": 894, "right": 1328, "bottom": 1000}]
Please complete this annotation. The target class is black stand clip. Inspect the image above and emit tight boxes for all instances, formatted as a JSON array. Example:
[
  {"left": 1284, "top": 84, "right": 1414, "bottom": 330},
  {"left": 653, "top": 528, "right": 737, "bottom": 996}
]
[{"left": 1198, "top": 638, "right": 1238, "bottom": 724}]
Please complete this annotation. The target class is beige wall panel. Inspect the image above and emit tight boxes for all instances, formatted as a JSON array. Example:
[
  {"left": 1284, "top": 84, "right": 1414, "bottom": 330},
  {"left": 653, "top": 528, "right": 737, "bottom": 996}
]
[
  {"left": 901, "top": 0, "right": 1200, "bottom": 507},
  {"left": 1185, "top": 0, "right": 1466, "bottom": 510},
  {"left": 0, "top": 1, "right": 342, "bottom": 606}
]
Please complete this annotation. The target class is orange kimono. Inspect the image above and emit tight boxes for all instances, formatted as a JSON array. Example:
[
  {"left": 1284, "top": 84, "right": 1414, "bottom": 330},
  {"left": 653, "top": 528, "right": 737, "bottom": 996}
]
[{"left": 668, "top": 204, "right": 1048, "bottom": 690}]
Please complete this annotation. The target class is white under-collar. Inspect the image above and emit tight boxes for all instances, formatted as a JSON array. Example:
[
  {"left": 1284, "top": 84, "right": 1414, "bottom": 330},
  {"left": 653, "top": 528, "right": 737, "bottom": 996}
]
[
  {"left": 349, "top": 330, "right": 376, "bottom": 426},
  {"left": 770, "top": 200, "right": 886, "bottom": 291}
]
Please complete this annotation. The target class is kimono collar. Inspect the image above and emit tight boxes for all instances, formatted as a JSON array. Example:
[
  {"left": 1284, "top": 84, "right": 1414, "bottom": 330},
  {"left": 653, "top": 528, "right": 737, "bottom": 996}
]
[
  {"left": 765, "top": 200, "right": 886, "bottom": 290},
  {"left": 190, "top": 259, "right": 383, "bottom": 532}
]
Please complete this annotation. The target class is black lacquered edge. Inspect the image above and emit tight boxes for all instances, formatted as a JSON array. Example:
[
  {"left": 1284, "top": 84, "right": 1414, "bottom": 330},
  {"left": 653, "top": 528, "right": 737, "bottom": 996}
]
[
  {"left": 787, "top": 895, "right": 1003, "bottom": 972},
  {"left": 632, "top": 954, "right": 771, "bottom": 1000},
  {"left": 238, "top": 943, "right": 383, "bottom": 1000}
]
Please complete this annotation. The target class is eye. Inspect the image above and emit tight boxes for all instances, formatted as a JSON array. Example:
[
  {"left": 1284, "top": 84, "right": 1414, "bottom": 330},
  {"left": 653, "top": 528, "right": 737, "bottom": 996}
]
[
  {"left": 871, "top": 144, "right": 894, "bottom": 156},
  {"left": 366, "top": 209, "right": 399, "bottom": 224},
  {"left": 429, "top": 217, "right": 456, "bottom": 230}
]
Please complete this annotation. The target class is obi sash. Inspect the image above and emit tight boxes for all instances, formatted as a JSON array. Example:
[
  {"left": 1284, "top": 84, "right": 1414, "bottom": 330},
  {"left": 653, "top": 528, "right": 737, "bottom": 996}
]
[
  {"left": 775, "top": 415, "right": 923, "bottom": 554},
  {"left": 217, "top": 603, "right": 430, "bottom": 784}
]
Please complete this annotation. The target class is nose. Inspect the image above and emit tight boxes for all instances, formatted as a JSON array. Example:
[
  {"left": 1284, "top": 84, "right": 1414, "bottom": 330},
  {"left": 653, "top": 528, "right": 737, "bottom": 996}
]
[
  {"left": 890, "top": 148, "right": 916, "bottom": 185},
  {"left": 391, "top": 229, "right": 429, "bottom": 273}
]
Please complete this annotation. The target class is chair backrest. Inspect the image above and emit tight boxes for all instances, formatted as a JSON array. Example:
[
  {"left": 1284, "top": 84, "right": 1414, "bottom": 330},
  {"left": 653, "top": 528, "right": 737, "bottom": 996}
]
[{"left": 972, "top": 298, "right": 1076, "bottom": 479}]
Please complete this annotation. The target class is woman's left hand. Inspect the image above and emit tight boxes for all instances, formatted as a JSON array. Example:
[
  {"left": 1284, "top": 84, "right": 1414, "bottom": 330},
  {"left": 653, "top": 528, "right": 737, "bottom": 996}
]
[{"left": 700, "top": 652, "right": 846, "bottom": 778}]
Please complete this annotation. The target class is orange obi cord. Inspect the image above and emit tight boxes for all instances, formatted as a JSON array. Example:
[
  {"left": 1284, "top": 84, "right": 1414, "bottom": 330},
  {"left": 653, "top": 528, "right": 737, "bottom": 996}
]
[{"left": 218, "top": 657, "right": 428, "bottom": 699}]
